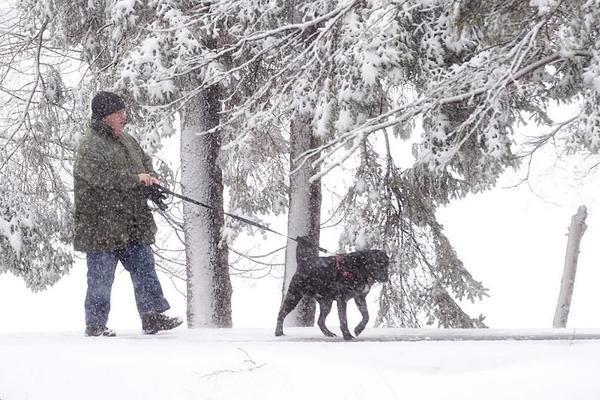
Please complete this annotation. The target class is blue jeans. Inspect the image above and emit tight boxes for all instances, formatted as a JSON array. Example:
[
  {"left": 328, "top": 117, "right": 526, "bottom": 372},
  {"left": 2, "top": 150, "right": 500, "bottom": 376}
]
[{"left": 85, "top": 242, "right": 170, "bottom": 328}]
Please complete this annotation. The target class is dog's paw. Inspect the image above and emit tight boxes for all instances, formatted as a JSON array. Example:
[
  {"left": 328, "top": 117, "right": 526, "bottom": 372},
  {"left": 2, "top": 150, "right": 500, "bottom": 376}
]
[
  {"left": 354, "top": 327, "right": 365, "bottom": 336},
  {"left": 275, "top": 329, "right": 284, "bottom": 337},
  {"left": 324, "top": 331, "right": 337, "bottom": 338},
  {"left": 340, "top": 325, "right": 354, "bottom": 340}
]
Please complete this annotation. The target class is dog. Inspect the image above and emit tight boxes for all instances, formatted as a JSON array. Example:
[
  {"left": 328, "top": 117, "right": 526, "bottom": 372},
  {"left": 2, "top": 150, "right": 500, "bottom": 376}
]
[{"left": 275, "top": 236, "right": 389, "bottom": 340}]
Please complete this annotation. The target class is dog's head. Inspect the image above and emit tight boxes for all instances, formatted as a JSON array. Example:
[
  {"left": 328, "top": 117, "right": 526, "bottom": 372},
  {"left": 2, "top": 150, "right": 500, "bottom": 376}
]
[
  {"left": 295, "top": 235, "right": 315, "bottom": 249},
  {"left": 295, "top": 235, "right": 318, "bottom": 265}
]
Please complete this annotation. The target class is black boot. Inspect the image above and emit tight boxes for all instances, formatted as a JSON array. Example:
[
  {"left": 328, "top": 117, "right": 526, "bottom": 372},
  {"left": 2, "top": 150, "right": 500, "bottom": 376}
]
[
  {"left": 142, "top": 312, "right": 183, "bottom": 334},
  {"left": 85, "top": 326, "right": 116, "bottom": 337}
]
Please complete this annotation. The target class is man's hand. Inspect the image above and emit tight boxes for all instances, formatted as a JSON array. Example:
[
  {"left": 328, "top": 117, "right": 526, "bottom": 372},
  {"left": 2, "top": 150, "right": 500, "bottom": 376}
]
[
  {"left": 142, "top": 183, "right": 169, "bottom": 211},
  {"left": 138, "top": 173, "right": 160, "bottom": 186}
]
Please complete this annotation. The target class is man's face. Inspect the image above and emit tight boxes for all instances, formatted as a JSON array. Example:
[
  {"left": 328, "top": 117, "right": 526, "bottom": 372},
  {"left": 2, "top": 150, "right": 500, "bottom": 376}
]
[{"left": 103, "top": 109, "right": 126, "bottom": 136}]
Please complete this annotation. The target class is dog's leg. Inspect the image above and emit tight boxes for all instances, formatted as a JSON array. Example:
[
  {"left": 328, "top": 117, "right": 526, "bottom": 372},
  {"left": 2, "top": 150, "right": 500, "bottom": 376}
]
[
  {"left": 336, "top": 298, "right": 353, "bottom": 340},
  {"left": 353, "top": 295, "right": 369, "bottom": 336},
  {"left": 317, "top": 299, "right": 336, "bottom": 337},
  {"left": 275, "top": 276, "right": 305, "bottom": 337}
]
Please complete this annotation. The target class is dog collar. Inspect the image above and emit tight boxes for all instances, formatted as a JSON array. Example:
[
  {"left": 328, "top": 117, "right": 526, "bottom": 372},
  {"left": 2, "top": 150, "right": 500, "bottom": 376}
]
[{"left": 336, "top": 254, "right": 355, "bottom": 279}]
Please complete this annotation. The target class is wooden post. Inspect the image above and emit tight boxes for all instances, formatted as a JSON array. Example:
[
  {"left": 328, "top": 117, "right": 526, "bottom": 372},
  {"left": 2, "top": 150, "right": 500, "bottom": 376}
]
[{"left": 553, "top": 205, "right": 588, "bottom": 328}]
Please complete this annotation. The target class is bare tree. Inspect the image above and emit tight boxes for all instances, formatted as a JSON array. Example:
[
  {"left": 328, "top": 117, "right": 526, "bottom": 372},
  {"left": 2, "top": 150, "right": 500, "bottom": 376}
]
[{"left": 553, "top": 205, "right": 588, "bottom": 328}]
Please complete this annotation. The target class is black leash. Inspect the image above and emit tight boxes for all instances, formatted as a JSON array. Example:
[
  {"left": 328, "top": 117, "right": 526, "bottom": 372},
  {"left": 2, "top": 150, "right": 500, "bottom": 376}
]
[{"left": 149, "top": 184, "right": 331, "bottom": 254}]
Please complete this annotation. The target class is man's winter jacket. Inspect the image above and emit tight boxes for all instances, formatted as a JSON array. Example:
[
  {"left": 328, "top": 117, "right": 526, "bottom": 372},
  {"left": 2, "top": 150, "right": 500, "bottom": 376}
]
[{"left": 73, "top": 119, "right": 157, "bottom": 251}]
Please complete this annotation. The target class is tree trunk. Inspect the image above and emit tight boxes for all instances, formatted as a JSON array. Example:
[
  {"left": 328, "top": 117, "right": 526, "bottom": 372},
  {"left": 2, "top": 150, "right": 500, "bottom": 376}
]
[
  {"left": 553, "top": 205, "right": 587, "bottom": 328},
  {"left": 278, "top": 0, "right": 324, "bottom": 327},
  {"left": 181, "top": 85, "right": 232, "bottom": 328},
  {"left": 282, "top": 114, "right": 321, "bottom": 327}
]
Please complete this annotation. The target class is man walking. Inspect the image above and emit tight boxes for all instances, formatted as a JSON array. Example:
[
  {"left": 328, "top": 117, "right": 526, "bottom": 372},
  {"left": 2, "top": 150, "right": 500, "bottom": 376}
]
[{"left": 74, "top": 91, "right": 182, "bottom": 336}]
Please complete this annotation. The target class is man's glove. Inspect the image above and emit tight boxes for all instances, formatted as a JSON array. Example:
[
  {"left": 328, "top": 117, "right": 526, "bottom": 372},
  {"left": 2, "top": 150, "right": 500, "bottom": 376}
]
[{"left": 143, "top": 184, "right": 169, "bottom": 211}]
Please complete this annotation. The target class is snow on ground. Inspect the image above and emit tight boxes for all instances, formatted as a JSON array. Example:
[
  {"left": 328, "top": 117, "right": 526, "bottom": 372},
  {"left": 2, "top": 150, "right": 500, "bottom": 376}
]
[{"left": 1, "top": 328, "right": 600, "bottom": 400}]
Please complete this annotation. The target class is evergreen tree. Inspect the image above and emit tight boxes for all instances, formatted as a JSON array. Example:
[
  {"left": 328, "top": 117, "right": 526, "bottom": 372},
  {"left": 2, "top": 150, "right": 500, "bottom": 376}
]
[{"left": 0, "top": 2, "right": 78, "bottom": 290}]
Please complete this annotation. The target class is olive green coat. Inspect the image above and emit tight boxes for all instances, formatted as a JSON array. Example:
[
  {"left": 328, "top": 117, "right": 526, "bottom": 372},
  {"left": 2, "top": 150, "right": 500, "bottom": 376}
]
[{"left": 73, "top": 120, "right": 157, "bottom": 252}]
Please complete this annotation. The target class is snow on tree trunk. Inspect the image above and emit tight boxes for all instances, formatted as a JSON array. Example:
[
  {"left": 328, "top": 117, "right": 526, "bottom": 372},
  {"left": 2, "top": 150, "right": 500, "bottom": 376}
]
[
  {"left": 282, "top": 114, "right": 321, "bottom": 327},
  {"left": 553, "top": 205, "right": 587, "bottom": 328},
  {"left": 181, "top": 85, "right": 232, "bottom": 328}
]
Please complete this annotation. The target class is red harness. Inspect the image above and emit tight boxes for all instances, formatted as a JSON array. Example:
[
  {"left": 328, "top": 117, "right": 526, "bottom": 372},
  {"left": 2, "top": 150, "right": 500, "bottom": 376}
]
[{"left": 336, "top": 254, "right": 355, "bottom": 279}]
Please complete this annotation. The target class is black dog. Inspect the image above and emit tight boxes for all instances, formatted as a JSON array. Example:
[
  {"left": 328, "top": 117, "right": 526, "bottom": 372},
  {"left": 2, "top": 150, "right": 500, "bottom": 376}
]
[{"left": 275, "top": 236, "right": 389, "bottom": 340}]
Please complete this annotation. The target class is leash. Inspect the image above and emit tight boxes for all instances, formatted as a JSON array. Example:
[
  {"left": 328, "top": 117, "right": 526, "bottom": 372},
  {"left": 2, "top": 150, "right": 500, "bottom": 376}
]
[{"left": 150, "top": 184, "right": 332, "bottom": 255}]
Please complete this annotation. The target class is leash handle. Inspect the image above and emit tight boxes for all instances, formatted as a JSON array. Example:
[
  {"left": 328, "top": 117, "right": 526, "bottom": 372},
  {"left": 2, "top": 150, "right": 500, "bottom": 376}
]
[{"left": 152, "top": 184, "right": 332, "bottom": 254}]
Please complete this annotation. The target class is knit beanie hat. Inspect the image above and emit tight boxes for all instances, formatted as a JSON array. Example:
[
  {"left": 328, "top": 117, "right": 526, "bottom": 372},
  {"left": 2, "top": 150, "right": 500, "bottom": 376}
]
[{"left": 91, "top": 91, "right": 126, "bottom": 120}]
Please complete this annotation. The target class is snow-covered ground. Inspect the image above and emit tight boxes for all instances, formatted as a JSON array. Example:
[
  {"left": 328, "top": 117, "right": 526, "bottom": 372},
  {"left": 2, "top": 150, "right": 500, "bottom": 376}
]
[{"left": 2, "top": 327, "right": 600, "bottom": 400}]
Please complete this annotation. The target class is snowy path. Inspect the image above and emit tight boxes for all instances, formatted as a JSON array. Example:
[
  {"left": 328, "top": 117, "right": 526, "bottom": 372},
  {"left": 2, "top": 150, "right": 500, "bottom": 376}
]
[{"left": 1, "top": 328, "right": 600, "bottom": 400}]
